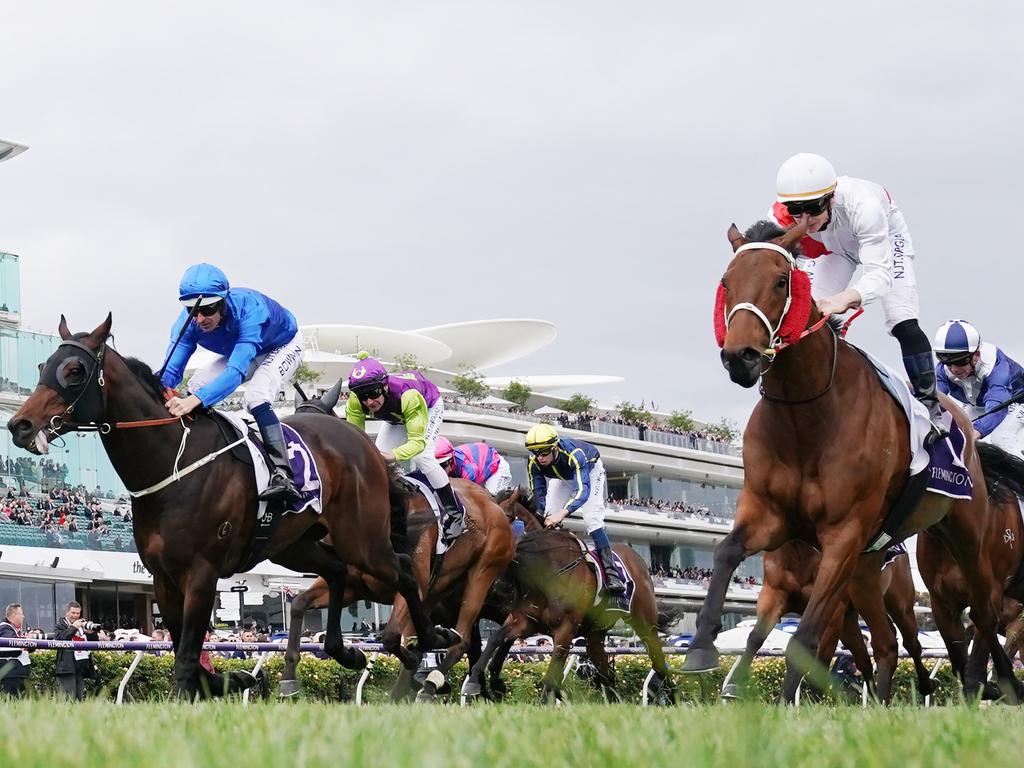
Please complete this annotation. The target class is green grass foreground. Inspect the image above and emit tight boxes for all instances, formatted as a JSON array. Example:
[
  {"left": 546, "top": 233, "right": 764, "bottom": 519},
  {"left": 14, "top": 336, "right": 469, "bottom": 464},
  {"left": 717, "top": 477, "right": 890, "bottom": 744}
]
[{"left": 3, "top": 700, "right": 1022, "bottom": 768}]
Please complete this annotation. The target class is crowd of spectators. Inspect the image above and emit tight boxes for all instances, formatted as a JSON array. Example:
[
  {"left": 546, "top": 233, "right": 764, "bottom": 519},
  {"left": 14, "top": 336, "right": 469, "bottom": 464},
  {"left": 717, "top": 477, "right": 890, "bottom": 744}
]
[
  {"left": 0, "top": 483, "right": 135, "bottom": 552},
  {"left": 558, "top": 411, "right": 732, "bottom": 447},
  {"left": 608, "top": 497, "right": 731, "bottom": 525},
  {"left": 649, "top": 564, "right": 761, "bottom": 587}
]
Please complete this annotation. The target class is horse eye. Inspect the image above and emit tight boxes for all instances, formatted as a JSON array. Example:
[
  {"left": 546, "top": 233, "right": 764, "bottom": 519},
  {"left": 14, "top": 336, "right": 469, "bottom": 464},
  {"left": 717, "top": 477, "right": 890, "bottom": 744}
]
[
  {"left": 64, "top": 363, "right": 84, "bottom": 384},
  {"left": 776, "top": 275, "right": 789, "bottom": 289}
]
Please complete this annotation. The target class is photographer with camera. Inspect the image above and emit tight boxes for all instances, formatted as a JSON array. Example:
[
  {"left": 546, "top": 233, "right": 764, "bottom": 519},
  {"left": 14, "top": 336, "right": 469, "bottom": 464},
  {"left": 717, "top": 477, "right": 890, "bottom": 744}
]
[{"left": 54, "top": 601, "right": 98, "bottom": 700}]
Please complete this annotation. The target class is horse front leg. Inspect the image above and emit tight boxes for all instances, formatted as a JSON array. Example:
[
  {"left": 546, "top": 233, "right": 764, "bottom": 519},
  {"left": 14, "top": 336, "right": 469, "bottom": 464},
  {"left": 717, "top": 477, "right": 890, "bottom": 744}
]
[
  {"left": 722, "top": 585, "right": 787, "bottom": 699},
  {"left": 153, "top": 576, "right": 193, "bottom": 698},
  {"left": 780, "top": 533, "right": 862, "bottom": 703},
  {"left": 540, "top": 617, "right": 579, "bottom": 704},
  {"left": 280, "top": 579, "right": 327, "bottom": 697},
  {"left": 846, "top": 556, "right": 899, "bottom": 703},
  {"left": 683, "top": 495, "right": 787, "bottom": 673},
  {"left": 466, "top": 613, "right": 530, "bottom": 700}
]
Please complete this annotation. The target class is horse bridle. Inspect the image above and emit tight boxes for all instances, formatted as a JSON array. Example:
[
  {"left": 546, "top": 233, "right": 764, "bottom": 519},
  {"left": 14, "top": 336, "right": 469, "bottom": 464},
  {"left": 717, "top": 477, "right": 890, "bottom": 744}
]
[
  {"left": 723, "top": 242, "right": 798, "bottom": 354},
  {"left": 40, "top": 340, "right": 182, "bottom": 438}
]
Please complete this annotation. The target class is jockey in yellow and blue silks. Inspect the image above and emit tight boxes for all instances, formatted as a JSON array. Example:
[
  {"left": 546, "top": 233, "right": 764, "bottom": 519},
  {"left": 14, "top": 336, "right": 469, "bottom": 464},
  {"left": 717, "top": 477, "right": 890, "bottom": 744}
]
[
  {"left": 344, "top": 356, "right": 464, "bottom": 540},
  {"left": 160, "top": 263, "right": 304, "bottom": 503},
  {"left": 525, "top": 423, "right": 627, "bottom": 611}
]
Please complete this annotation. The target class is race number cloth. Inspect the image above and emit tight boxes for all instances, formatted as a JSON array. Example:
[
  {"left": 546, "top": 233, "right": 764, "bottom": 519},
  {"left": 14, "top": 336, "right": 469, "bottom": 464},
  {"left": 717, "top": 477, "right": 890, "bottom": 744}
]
[
  {"left": 220, "top": 411, "right": 323, "bottom": 516},
  {"left": 402, "top": 471, "right": 466, "bottom": 555},
  {"left": 857, "top": 350, "right": 972, "bottom": 500}
]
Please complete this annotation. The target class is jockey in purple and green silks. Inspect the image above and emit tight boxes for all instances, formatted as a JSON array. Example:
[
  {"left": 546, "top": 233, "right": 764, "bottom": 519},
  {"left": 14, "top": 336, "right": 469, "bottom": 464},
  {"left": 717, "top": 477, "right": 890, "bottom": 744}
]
[{"left": 344, "top": 356, "right": 464, "bottom": 539}]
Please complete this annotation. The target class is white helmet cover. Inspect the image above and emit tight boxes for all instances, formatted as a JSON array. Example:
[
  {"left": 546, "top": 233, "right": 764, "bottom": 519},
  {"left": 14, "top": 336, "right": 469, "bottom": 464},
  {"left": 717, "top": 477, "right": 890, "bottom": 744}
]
[{"left": 776, "top": 153, "right": 837, "bottom": 202}]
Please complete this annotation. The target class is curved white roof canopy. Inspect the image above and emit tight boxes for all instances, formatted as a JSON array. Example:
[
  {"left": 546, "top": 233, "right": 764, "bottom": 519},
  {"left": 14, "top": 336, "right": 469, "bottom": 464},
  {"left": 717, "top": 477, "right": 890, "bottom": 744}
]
[
  {"left": 481, "top": 374, "right": 624, "bottom": 393},
  {"left": 412, "top": 319, "right": 557, "bottom": 370},
  {"left": 300, "top": 325, "right": 452, "bottom": 366},
  {"left": 0, "top": 139, "right": 28, "bottom": 163}
]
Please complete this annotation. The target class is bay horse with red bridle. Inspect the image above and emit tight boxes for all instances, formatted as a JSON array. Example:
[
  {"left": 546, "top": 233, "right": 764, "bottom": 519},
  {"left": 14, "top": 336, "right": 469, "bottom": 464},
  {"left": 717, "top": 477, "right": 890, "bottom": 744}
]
[
  {"left": 6, "top": 315, "right": 455, "bottom": 698},
  {"left": 681, "top": 222, "right": 1021, "bottom": 703}
]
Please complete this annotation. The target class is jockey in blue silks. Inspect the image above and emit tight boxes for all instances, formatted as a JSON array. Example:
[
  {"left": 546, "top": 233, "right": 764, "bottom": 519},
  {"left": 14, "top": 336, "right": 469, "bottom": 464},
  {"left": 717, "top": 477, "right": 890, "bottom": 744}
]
[{"left": 160, "top": 263, "right": 305, "bottom": 502}]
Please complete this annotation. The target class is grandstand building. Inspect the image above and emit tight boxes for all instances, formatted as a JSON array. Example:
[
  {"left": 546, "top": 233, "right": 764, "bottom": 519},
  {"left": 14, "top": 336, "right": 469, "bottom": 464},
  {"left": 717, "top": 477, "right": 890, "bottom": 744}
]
[{"left": 0, "top": 252, "right": 758, "bottom": 637}]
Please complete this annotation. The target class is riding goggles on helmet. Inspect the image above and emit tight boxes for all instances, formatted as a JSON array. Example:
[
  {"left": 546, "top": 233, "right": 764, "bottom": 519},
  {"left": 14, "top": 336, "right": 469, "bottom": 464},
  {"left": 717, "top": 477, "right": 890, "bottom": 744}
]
[
  {"left": 528, "top": 444, "right": 556, "bottom": 457},
  {"left": 784, "top": 194, "right": 832, "bottom": 218},
  {"left": 936, "top": 351, "right": 974, "bottom": 367},
  {"left": 354, "top": 384, "right": 387, "bottom": 402}
]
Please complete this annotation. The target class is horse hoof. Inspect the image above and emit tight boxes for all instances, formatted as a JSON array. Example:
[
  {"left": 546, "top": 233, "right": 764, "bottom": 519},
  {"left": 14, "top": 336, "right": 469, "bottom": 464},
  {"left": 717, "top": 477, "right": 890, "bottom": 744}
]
[
  {"left": 918, "top": 678, "right": 937, "bottom": 698},
  {"left": 681, "top": 646, "right": 719, "bottom": 674},
  {"left": 981, "top": 681, "right": 1002, "bottom": 701},
  {"left": 279, "top": 679, "right": 301, "bottom": 698},
  {"left": 462, "top": 680, "right": 482, "bottom": 698},
  {"left": 721, "top": 683, "right": 744, "bottom": 700},
  {"left": 433, "top": 625, "right": 463, "bottom": 648},
  {"left": 342, "top": 648, "right": 368, "bottom": 670},
  {"left": 230, "top": 670, "right": 259, "bottom": 691}
]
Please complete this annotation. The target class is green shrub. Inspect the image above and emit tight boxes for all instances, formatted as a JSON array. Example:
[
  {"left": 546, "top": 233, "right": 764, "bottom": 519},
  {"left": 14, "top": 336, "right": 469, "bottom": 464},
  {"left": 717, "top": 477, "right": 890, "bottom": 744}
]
[{"left": 18, "top": 650, "right": 969, "bottom": 704}]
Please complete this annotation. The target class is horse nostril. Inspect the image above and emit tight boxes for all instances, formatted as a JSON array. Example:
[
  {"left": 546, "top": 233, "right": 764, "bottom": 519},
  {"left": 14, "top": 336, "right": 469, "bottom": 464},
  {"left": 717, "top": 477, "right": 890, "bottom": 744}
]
[
  {"left": 8, "top": 418, "right": 31, "bottom": 438},
  {"left": 739, "top": 348, "right": 762, "bottom": 366}
]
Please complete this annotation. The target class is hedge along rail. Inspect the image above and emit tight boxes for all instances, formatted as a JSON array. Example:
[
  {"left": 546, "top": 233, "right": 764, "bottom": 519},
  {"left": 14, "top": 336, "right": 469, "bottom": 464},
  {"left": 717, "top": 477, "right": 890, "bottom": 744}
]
[{"left": 0, "top": 637, "right": 952, "bottom": 706}]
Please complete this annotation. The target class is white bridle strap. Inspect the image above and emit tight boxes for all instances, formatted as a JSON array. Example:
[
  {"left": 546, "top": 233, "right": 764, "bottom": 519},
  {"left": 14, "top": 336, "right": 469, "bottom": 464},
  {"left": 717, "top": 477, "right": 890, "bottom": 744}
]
[{"left": 724, "top": 242, "right": 796, "bottom": 348}]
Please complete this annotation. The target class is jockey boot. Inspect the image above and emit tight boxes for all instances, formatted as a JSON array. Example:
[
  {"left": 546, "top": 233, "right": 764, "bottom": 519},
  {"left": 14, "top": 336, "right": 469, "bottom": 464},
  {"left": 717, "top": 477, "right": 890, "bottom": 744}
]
[
  {"left": 435, "top": 483, "right": 465, "bottom": 541},
  {"left": 256, "top": 420, "right": 301, "bottom": 503},
  {"left": 903, "top": 351, "right": 948, "bottom": 446},
  {"left": 596, "top": 546, "right": 629, "bottom": 614}
]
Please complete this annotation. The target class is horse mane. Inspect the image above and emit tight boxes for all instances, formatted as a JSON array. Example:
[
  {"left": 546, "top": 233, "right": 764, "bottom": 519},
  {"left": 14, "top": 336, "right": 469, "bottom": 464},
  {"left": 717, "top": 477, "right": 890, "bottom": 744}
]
[
  {"left": 743, "top": 220, "right": 804, "bottom": 258},
  {"left": 498, "top": 486, "right": 543, "bottom": 519},
  {"left": 975, "top": 442, "right": 1024, "bottom": 504},
  {"left": 122, "top": 357, "right": 169, "bottom": 403}
]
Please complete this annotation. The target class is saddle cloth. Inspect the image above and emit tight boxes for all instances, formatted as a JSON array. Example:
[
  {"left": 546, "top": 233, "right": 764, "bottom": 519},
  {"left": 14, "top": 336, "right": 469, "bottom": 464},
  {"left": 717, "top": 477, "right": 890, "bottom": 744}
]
[
  {"left": 571, "top": 536, "right": 636, "bottom": 611},
  {"left": 859, "top": 351, "right": 973, "bottom": 500},
  {"left": 401, "top": 471, "right": 466, "bottom": 555},
  {"left": 218, "top": 411, "right": 323, "bottom": 518}
]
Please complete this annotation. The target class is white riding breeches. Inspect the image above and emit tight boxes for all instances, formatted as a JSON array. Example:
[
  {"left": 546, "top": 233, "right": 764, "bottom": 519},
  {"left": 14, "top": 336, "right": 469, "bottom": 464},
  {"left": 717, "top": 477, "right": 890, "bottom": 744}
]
[
  {"left": 188, "top": 332, "right": 304, "bottom": 410},
  {"left": 542, "top": 458, "right": 608, "bottom": 534},
  {"left": 375, "top": 400, "right": 448, "bottom": 488},
  {"left": 972, "top": 402, "right": 1024, "bottom": 458},
  {"left": 484, "top": 456, "right": 513, "bottom": 496},
  {"left": 801, "top": 249, "right": 919, "bottom": 333}
]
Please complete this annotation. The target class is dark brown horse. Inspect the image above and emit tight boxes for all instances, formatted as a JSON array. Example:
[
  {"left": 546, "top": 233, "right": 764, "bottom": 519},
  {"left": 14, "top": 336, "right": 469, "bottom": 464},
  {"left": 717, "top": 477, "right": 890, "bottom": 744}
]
[
  {"left": 918, "top": 442, "right": 1024, "bottom": 697},
  {"left": 6, "top": 315, "right": 453, "bottom": 697},
  {"left": 722, "top": 541, "right": 933, "bottom": 700},
  {"left": 465, "top": 488, "right": 677, "bottom": 704},
  {"left": 280, "top": 477, "right": 515, "bottom": 700},
  {"left": 682, "top": 222, "right": 1021, "bottom": 703}
]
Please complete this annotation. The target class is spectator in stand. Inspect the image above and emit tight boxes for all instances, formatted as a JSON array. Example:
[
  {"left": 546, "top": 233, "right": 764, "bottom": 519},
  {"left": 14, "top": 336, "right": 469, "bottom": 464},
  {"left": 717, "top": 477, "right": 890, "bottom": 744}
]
[{"left": 0, "top": 603, "right": 31, "bottom": 697}]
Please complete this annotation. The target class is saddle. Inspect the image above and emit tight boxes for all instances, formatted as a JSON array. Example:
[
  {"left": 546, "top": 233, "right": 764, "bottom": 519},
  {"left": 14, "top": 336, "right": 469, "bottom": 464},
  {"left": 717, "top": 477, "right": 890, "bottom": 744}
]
[{"left": 399, "top": 472, "right": 467, "bottom": 555}]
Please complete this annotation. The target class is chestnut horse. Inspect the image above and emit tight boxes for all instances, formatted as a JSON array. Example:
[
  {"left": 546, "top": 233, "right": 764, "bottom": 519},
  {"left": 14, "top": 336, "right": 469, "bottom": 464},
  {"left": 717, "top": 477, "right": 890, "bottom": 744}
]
[
  {"left": 681, "top": 222, "right": 1021, "bottom": 703},
  {"left": 465, "top": 488, "right": 677, "bottom": 704},
  {"left": 918, "top": 442, "right": 1024, "bottom": 697},
  {"left": 722, "top": 542, "right": 932, "bottom": 700},
  {"left": 7, "top": 315, "right": 453, "bottom": 697},
  {"left": 280, "top": 477, "right": 514, "bottom": 700}
]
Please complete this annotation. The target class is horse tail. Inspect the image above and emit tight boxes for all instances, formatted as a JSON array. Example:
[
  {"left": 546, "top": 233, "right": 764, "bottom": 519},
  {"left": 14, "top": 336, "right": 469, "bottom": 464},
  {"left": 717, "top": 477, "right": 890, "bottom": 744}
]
[
  {"left": 386, "top": 465, "right": 411, "bottom": 555},
  {"left": 976, "top": 442, "right": 1024, "bottom": 503},
  {"left": 655, "top": 603, "right": 683, "bottom": 634}
]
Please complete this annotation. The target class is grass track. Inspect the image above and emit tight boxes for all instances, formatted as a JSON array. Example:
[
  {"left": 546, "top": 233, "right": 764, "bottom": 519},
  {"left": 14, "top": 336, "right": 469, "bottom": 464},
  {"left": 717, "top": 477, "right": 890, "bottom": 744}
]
[{"left": 6, "top": 700, "right": 1019, "bottom": 768}]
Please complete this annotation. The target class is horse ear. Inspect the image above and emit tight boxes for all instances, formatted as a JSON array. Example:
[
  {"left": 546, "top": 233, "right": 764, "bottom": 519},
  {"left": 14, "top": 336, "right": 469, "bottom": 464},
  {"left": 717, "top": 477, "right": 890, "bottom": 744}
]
[
  {"left": 58, "top": 315, "right": 72, "bottom": 340},
  {"left": 321, "top": 379, "right": 343, "bottom": 411},
  {"left": 85, "top": 313, "right": 113, "bottom": 348},
  {"left": 778, "top": 220, "right": 807, "bottom": 252},
  {"left": 727, "top": 224, "right": 747, "bottom": 253}
]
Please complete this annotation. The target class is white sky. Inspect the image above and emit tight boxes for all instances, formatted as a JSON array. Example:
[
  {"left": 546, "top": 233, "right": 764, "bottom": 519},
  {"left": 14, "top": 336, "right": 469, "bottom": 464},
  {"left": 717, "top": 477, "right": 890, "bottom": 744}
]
[{"left": 2, "top": 1, "right": 1022, "bottom": 429}]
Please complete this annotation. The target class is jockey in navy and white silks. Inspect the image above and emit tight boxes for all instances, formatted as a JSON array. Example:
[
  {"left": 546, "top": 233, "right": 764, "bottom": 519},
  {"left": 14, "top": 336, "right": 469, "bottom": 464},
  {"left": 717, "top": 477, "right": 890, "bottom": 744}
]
[
  {"left": 525, "top": 424, "right": 627, "bottom": 611},
  {"left": 160, "top": 263, "right": 304, "bottom": 502},
  {"left": 772, "top": 153, "right": 943, "bottom": 432},
  {"left": 934, "top": 320, "right": 1024, "bottom": 456}
]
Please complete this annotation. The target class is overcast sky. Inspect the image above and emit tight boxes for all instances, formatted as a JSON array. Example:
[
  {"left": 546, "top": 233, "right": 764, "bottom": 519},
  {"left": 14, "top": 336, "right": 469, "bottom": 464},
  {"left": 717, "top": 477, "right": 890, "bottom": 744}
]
[{"left": 2, "top": 2, "right": 1021, "bottom": 428}]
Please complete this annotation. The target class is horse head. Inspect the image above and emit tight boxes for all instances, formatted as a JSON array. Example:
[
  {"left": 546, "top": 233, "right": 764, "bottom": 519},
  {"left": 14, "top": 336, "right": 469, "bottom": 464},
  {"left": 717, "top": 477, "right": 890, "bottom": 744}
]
[
  {"left": 295, "top": 379, "right": 343, "bottom": 416},
  {"left": 8, "top": 314, "right": 114, "bottom": 453},
  {"left": 496, "top": 486, "right": 545, "bottom": 533},
  {"left": 716, "top": 222, "right": 809, "bottom": 387}
]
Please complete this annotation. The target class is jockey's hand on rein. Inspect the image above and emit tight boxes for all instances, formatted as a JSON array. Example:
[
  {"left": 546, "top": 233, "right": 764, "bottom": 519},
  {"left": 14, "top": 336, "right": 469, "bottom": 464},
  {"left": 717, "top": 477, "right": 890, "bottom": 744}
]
[
  {"left": 166, "top": 394, "right": 202, "bottom": 418},
  {"left": 379, "top": 450, "right": 396, "bottom": 463}
]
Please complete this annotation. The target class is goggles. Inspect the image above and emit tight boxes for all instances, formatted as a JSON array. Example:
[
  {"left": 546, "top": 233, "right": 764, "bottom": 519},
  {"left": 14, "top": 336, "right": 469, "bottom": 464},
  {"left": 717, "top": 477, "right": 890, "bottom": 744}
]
[
  {"left": 195, "top": 301, "right": 224, "bottom": 317},
  {"left": 937, "top": 351, "right": 974, "bottom": 367},
  {"left": 784, "top": 194, "right": 832, "bottom": 218},
  {"left": 355, "top": 385, "right": 387, "bottom": 402},
  {"left": 529, "top": 446, "right": 555, "bottom": 457}
]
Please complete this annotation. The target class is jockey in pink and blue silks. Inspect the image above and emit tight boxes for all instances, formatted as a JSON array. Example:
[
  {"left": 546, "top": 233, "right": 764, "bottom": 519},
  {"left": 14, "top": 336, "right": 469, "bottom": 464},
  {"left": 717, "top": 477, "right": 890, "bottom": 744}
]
[
  {"left": 344, "top": 357, "right": 464, "bottom": 540},
  {"left": 434, "top": 437, "right": 513, "bottom": 496}
]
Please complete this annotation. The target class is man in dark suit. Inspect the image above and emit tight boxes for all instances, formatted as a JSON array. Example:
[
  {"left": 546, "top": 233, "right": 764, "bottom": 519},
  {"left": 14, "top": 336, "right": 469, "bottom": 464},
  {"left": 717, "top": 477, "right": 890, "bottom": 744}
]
[
  {"left": 0, "top": 603, "right": 31, "bottom": 697},
  {"left": 54, "top": 600, "right": 94, "bottom": 700}
]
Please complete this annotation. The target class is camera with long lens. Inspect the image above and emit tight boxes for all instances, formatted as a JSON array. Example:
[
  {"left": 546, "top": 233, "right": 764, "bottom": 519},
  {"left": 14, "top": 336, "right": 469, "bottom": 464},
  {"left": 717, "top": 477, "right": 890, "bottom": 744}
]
[{"left": 80, "top": 621, "right": 100, "bottom": 632}]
